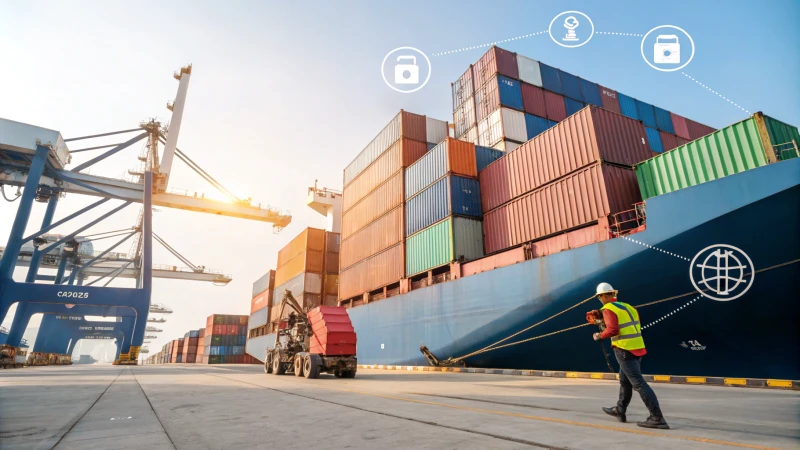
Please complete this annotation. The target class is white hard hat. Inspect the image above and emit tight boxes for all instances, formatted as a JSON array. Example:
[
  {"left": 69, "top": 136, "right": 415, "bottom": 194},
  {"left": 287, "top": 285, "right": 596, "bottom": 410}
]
[{"left": 596, "top": 282, "right": 617, "bottom": 296}]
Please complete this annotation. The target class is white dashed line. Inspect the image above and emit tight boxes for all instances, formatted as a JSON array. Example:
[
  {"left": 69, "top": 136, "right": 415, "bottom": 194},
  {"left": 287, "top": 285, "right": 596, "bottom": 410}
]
[
  {"left": 681, "top": 72, "right": 750, "bottom": 114},
  {"left": 432, "top": 31, "right": 550, "bottom": 56},
  {"left": 642, "top": 296, "right": 701, "bottom": 329},
  {"left": 594, "top": 31, "right": 644, "bottom": 37},
  {"left": 619, "top": 235, "right": 691, "bottom": 262}
]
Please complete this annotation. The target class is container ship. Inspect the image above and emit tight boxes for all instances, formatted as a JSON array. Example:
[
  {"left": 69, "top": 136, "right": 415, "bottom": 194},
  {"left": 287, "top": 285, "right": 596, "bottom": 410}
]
[{"left": 247, "top": 46, "right": 800, "bottom": 381}]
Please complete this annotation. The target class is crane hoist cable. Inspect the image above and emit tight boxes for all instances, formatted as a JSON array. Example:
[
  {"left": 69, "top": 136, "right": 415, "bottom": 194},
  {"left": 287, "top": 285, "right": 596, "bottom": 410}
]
[
  {"left": 152, "top": 233, "right": 201, "bottom": 272},
  {"left": 157, "top": 136, "right": 241, "bottom": 202}
]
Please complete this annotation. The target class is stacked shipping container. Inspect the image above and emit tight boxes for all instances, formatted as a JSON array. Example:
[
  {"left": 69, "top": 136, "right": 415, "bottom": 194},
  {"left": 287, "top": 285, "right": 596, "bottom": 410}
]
[
  {"left": 201, "top": 314, "right": 251, "bottom": 364},
  {"left": 169, "top": 338, "right": 183, "bottom": 363},
  {"left": 180, "top": 329, "right": 199, "bottom": 363},
  {"left": 248, "top": 270, "right": 275, "bottom": 338},
  {"left": 339, "top": 111, "right": 448, "bottom": 302}
]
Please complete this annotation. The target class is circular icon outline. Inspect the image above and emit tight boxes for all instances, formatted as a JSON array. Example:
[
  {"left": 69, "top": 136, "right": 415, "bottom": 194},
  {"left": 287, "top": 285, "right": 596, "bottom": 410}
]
[
  {"left": 549, "top": 11, "right": 595, "bottom": 48},
  {"left": 381, "top": 47, "right": 431, "bottom": 94},
  {"left": 689, "top": 244, "right": 755, "bottom": 302},
  {"left": 640, "top": 25, "right": 695, "bottom": 72}
]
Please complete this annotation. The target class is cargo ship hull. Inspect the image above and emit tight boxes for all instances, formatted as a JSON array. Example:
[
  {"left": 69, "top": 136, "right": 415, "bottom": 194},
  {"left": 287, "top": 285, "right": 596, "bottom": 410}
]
[{"left": 253, "top": 159, "right": 800, "bottom": 380}]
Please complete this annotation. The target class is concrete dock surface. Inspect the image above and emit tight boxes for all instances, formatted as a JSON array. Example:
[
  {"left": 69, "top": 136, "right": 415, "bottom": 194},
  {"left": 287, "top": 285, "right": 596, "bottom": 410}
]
[{"left": 1, "top": 364, "right": 797, "bottom": 450}]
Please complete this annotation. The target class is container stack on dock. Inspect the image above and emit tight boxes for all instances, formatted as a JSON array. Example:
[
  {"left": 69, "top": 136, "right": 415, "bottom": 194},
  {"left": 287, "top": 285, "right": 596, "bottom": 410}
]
[
  {"left": 180, "top": 329, "right": 200, "bottom": 363},
  {"left": 270, "top": 228, "right": 328, "bottom": 326},
  {"left": 169, "top": 338, "right": 183, "bottom": 363},
  {"left": 339, "top": 111, "right": 448, "bottom": 304},
  {"left": 200, "top": 314, "right": 251, "bottom": 364},
  {"left": 248, "top": 270, "right": 274, "bottom": 336},
  {"left": 454, "top": 46, "right": 714, "bottom": 156}
]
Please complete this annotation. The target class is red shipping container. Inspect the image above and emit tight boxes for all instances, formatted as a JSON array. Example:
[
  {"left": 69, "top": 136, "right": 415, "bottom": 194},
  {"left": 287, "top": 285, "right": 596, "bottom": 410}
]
[
  {"left": 479, "top": 106, "right": 651, "bottom": 212},
  {"left": 343, "top": 138, "right": 428, "bottom": 213},
  {"left": 473, "top": 46, "right": 518, "bottom": 89},
  {"left": 212, "top": 324, "right": 224, "bottom": 335},
  {"left": 324, "top": 252, "right": 339, "bottom": 274},
  {"left": 308, "top": 306, "right": 357, "bottom": 356},
  {"left": 338, "top": 243, "right": 404, "bottom": 300},
  {"left": 521, "top": 83, "right": 547, "bottom": 118},
  {"left": 599, "top": 85, "right": 621, "bottom": 114},
  {"left": 461, "top": 246, "right": 526, "bottom": 277},
  {"left": 670, "top": 112, "right": 690, "bottom": 140},
  {"left": 659, "top": 131, "right": 680, "bottom": 152},
  {"left": 251, "top": 289, "right": 273, "bottom": 314},
  {"left": 341, "top": 171, "right": 403, "bottom": 240},
  {"left": 685, "top": 118, "right": 716, "bottom": 140},
  {"left": 483, "top": 162, "right": 641, "bottom": 254},
  {"left": 544, "top": 91, "right": 567, "bottom": 122}
]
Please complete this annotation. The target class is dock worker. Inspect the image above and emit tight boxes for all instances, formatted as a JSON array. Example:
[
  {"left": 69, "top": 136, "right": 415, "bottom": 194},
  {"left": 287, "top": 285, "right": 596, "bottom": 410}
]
[{"left": 591, "top": 282, "right": 670, "bottom": 430}]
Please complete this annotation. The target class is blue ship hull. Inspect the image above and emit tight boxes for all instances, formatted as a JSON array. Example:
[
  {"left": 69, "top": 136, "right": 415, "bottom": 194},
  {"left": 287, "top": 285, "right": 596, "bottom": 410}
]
[{"left": 346, "top": 158, "right": 800, "bottom": 380}]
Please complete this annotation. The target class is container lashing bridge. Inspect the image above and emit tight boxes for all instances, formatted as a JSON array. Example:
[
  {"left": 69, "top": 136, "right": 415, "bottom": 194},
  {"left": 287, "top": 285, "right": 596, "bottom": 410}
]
[{"left": 0, "top": 64, "right": 292, "bottom": 364}]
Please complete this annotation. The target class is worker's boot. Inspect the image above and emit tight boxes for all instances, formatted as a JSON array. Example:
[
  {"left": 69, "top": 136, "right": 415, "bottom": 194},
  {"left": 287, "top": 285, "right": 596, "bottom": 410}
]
[
  {"left": 602, "top": 406, "right": 626, "bottom": 423},
  {"left": 637, "top": 416, "right": 670, "bottom": 430}
]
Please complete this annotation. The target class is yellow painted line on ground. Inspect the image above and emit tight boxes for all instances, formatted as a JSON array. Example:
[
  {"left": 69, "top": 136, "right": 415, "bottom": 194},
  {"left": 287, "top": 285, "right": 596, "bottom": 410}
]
[
  {"left": 767, "top": 379, "right": 792, "bottom": 388},
  {"left": 653, "top": 375, "right": 671, "bottom": 382},
  {"left": 686, "top": 377, "right": 707, "bottom": 383},
  {"left": 320, "top": 384, "right": 777, "bottom": 450},
  {"left": 566, "top": 372, "right": 578, "bottom": 378},
  {"left": 725, "top": 378, "right": 747, "bottom": 386},
  {"left": 590, "top": 373, "right": 604, "bottom": 379}
]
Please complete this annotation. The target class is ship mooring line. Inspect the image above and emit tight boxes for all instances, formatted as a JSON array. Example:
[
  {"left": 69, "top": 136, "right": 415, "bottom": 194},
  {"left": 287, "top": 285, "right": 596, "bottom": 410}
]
[
  {"left": 130, "top": 368, "right": 178, "bottom": 450},
  {"left": 204, "top": 373, "right": 562, "bottom": 449},
  {"left": 49, "top": 368, "right": 126, "bottom": 450}
]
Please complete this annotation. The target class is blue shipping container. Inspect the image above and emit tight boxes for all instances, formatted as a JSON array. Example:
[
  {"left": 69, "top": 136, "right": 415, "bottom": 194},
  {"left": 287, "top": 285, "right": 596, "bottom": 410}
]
[
  {"left": 248, "top": 307, "right": 268, "bottom": 330},
  {"left": 497, "top": 75, "right": 523, "bottom": 111},
  {"left": 406, "top": 175, "right": 482, "bottom": 236},
  {"left": 525, "top": 114, "right": 550, "bottom": 140},
  {"left": 539, "top": 63, "right": 562, "bottom": 94},
  {"left": 210, "top": 346, "right": 220, "bottom": 356},
  {"left": 427, "top": 142, "right": 436, "bottom": 151},
  {"left": 618, "top": 93, "right": 639, "bottom": 120},
  {"left": 559, "top": 71, "right": 584, "bottom": 102},
  {"left": 645, "top": 127, "right": 664, "bottom": 153},
  {"left": 636, "top": 99, "right": 657, "bottom": 128},
  {"left": 579, "top": 78, "right": 603, "bottom": 107},
  {"left": 548, "top": 120, "right": 559, "bottom": 128},
  {"left": 654, "top": 106, "right": 675, "bottom": 134},
  {"left": 238, "top": 335, "right": 247, "bottom": 346},
  {"left": 476, "top": 145, "right": 504, "bottom": 172},
  {"left": 188, "top": 329, "right": 199, "bottom": 338},
  {"left": 565, "top": 98, "right": 585, "bottom": 117},
  {"left": 232, "top": 346, "right": 245, "bottom": 355}
]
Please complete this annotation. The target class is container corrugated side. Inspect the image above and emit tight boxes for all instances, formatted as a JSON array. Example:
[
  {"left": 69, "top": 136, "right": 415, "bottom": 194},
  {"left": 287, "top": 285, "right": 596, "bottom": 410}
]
[
  {"left": 659, "top": 130, "right": 680, "bottom": 152},
  {"left": 475, "top": 75, "right": 523, "bottom": 122},
  {"left": 274, "top": 252, "right": 324, "bottom": 292},
  {"left": 543, "top": 91, "right": 566, "bottom": 122},
  {"left": 457, "top": 126, "right": 478, "bottom": 144},
  {"left": 338, "top": 244, "right": 404, "bottom": 300},
  {"left": 324, "top": 231, "right": 340, "bottom": 254},
  {"left": 539, "top": 63, "right": 562, "bottom": 94},
  {"left": 340, "top": 206, "right": 403, "bottom": 270},
  {"left": 405, "top": 137, "right": 477, "bottom": 199},
  {"left": 452, "top": 66, "right": 474, "bottom": 111},
  {"left": 477, "top": 107, "right": 527, "bottom": 146},
  {"left": 479, "top": 106, "right": 651, "bottom": 212},
  {"left": 670, "top": 112, "right": 690, "bottom": 139},
  {"left": 565, "top": 98, "right": 585, "bottom": 117},
  {"left": 406, "top": 175, "right": 482, "bottom": 236},
  {"left": 516, "top": 55, "right": 542, "bottom": 87},
  {"left": 654, "top": 107, "right": 675, "bottom": 134},
  {"left": 484, "top": 163, "right": 641, "bottom": 254},
  {"left": 635, "top": 117, "right": 769, "bottom": 200},
  {"left": 580, "top": 79, "right": 603, "bottom": 107},
  {"left": 405, "top": 217, "right": 484, "bottom": 276},
  {"left": 341, "top": 171, "right": 403, "bottom": 240},
  {"left": 473, "top": 47, "right": 518, "bottom": 89},
  {"left": 426, "top": 117, "right": 449, "bottom": 146},
  {"left": 251, "top": 269, "right": 275, "bottom": 298},
  {"left": 521, "top": 83, "right": 547, "bottom": 118},
  {"left": 645, "top": 127, "right": 664, "bottom": 153},
  {"left": 344, "top": 111, "right": 427, "bottom": 186},
  {"left": 343, "top": 138, "right": 427, "bottom": 213},
  {"left": 685, "top": 118, "right": 717, "bottom": 140},
  {"left": 560, "top": 71, "right": 584, "bottom": 102},
  {"left": 324, "top": 251, "right": 339, "bottom": 274},
  {"left": 618, "top": 93, "right": 638, "bottom": 120},
  {"left": 454, "top": 97, "right": 476, "bottom": 138},
  {"left": 248, "top": 307, "right": 269, "bottom": 330},
  {"left": 250, "top": 289, "right": 273, "bottom": 314},
  {"left": 525, "top": 114, "right": 552, "bottom": 140},
  {"left": 476, "top": 145, "right": 504, "bottom": 172},
  {"left": 599, "top": 85, "right": 621, "bottom": 114},
  {"left": 323, "top": 274, "right": 338, "bottom": 295},
  {"left": 277, "top": 228, "right": 325, "bottom": 268},
  {"left": 636, "top": 99, "right": 657, "bottom": 128}
]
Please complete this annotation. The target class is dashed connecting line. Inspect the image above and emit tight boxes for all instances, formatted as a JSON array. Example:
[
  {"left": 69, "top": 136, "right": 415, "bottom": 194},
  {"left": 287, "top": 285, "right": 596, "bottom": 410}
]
[
  {"left": 594, "top": 31, "right": 643, "bottom": 37},
  {"left": 681, "top": 72, "right": 750, "bottom": 114},
  {"left": 618, "top": 235, "right": 691, "bottom": 262},
  {"left": 432, "top": 31, "right": 549, "bottom": 56},
  {"left": 642, "top": 296, "right": 701, "bottom": 329}
]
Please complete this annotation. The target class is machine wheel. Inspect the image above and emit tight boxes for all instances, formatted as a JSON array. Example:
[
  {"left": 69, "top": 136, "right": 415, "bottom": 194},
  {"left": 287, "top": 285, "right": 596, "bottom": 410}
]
[
  {"left": 264, "top": 352, "right": 273, "bottom": 373},
  {"left": 303, "top": 354, "right": 321, "bottom": 379},
  {"left": 342, "top": 369, "right": 357, "bottom": 379},
  {"left": 334, "top": 369, "right": 343, "bottom": 378},
  {"left": 272, "top": 352, "right": 286, "bottom": 375},
  {"left": 293, "top": 355, "right": 305, "bottom": 377}
]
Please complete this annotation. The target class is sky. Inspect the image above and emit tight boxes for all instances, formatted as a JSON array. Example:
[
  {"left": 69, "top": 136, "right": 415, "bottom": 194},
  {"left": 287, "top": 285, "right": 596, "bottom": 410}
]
[{"left": 2, "top": 0, "right": 799, "bottom": 357}]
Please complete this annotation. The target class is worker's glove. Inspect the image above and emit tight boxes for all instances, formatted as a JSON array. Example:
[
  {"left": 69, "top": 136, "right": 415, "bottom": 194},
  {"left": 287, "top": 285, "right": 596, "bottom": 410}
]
[
  {"left": 586, "top": 310, "right": 602, "bottom": 324},
  {"left": 592, "top": 332, "right": 601, "bottom": 341}
]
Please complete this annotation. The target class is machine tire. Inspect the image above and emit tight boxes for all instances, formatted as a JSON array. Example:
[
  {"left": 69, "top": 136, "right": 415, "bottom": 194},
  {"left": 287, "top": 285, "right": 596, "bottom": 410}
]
[
  {"left": 334, "top": 369, "right": 343, "bottom": 378},
  {"left": 343, "top": 369, "right": 357, "bottom": 379},
  {"left": 264, "top": 352, "right": 273, "bottom": 374},
  {"left": 293, "top": 355, "right": 305, "bottom": 377},
  {"left": 272, "top": 351, "right": 286, "bottom": 375},
  {"left": 303, "top": 354, "right": 321, "bottom": 379}
]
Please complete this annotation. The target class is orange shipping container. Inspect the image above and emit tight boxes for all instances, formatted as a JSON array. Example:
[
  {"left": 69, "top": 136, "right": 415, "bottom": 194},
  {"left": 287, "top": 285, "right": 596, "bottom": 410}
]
[
  {"left": 338, "top": 244, "right": 404, "bottom": 300},
  {"left": 324, "top": 231, "right": 340, "bottom": 254},
  {"left": 324, "top": 274, "right": 338, "bottom": 295},
  {"left": 277, "top": 228, "right": 325, "bottom": 268},
  {"left": 250, "top": 289, "right": 273, "bottom": 314},
  {"left": 340, "top": 206, "right": 403, "bottom": 270},
  {"left": 275, "top": 250, "right": 324, "bottom": 287},
  {"left": 341, "top": 171, "right": 403, "bottom": 240},
  {"left": 324, "top": 252, "right": 339, "bottom": 274},
  {"left": 343, "top": 138, "right": 427, "bottom": 213}
]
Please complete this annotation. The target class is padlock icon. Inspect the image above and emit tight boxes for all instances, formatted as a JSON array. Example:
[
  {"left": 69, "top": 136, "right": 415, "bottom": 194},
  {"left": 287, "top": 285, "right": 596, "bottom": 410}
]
[
  {"left": 395, "top": 55, "right": 419, "bottom": 85},
  {"left": 653, "top": 35, "right": 680, "bottom": 64}
]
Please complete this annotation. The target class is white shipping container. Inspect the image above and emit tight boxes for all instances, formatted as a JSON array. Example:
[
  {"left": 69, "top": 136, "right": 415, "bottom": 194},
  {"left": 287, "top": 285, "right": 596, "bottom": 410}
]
[
  {"left": 426, "top": 117, "right": 448, "bottom": 146},
  {"left": 453, "top": 98, "right": 476, "bottom": 138},
  {"left": 477, "top": 107, "right": 527, "bottom": 147},
  {"left": 457, "top": 125, "right": 478, "bottom": 145},
  {"left": 517, "top": 55, "right": 543, "bottom": 87},
  {"left": 248, "top": 307, "right": 269, "bottom": 330},
  {"left": 492, "top": 140, "right": 522, "bottom": 152}
]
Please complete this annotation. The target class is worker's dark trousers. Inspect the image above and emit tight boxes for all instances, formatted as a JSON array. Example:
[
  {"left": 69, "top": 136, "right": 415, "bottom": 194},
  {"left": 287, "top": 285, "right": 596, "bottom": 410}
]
[{"left": 614, "top": 348, "right": 664, "bottom": 418}]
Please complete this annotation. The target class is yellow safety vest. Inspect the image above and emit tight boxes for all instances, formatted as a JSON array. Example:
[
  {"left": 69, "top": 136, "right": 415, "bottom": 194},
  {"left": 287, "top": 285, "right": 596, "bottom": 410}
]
[{"left": 601, "top": 301, "right": 645, "bottom": 351}]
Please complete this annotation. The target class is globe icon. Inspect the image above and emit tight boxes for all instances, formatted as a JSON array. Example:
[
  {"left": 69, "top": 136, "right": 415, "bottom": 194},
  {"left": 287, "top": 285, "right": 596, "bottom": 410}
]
[{"left": 690, "top": 244, "right": 755, "bottom": 301}]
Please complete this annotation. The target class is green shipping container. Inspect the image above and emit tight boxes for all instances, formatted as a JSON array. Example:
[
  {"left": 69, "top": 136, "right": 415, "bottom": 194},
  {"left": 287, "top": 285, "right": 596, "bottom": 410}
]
[
  {"left": 405, "top": 216, "right": 484, "bottom": 276},
  {"left": 761, "top": 114, "right": 800, "bottom": 161},
  {"left": 634, "top": 113, "right": 797, "bottom": 200}
]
